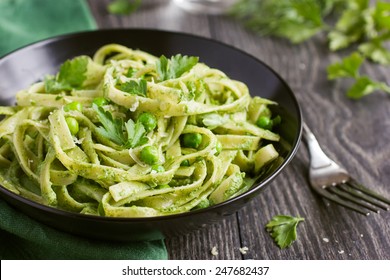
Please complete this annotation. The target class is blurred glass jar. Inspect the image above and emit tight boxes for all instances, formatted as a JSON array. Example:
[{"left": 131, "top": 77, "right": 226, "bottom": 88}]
[{"left": 173, "top": 0, "right": 239, "bottom": 15}]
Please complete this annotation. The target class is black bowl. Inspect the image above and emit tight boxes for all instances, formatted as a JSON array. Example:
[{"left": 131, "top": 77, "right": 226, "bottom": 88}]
[{"left": 0, "top": 29, "right": 302, "bottom": 241}]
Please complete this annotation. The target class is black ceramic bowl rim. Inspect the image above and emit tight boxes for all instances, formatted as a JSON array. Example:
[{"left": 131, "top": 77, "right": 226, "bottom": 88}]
[{"left": 0, "top": 28, "right": 302, "bottom": 224}]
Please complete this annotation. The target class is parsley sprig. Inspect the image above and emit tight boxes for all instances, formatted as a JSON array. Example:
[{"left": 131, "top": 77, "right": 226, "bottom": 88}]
[
  {"left": 44, "top": 56, "right": 105, "bottom": 93},
  {"left": 92, "top": 103, "right": 147, "bottom": 148},
  {"left": 120, "top": 79, "right": 147, "bottom": 96},
  {"left": 266, "top": 215, "right": 305, "bottom": 249},
  {"left": 231, "top": 0, "right": 336, "bottom": 44},
  {"left": 327, "top": 52, "right": 390, "bottom": 99},
  {"left": 156, "top": 54, "right": 199, "bottom": 81},
  {"left": 45, "top": 56, "right": 89, "bottom": 93},
  {"left": 231, "top": 0, "right": 390, "bottom": 99},
  {"left": 124, "top": 119, "right": 147, "bottom": 148}
]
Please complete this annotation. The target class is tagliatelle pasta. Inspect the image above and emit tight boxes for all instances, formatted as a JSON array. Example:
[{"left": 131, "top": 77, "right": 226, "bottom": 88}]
[{"left": 0, "top": 44, "right": 281, "bottom": 217}]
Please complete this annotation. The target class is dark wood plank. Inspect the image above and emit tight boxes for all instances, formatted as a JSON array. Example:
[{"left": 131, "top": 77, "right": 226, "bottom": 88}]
[
  {"left": 166, "top": 215, "right": 243, "bottom": 260},
  {"left": 209, "top": 15, "right": 390, "bottom": 260},
  {"left": 88, "top": 0, "right": 390, "bottom": 260}
]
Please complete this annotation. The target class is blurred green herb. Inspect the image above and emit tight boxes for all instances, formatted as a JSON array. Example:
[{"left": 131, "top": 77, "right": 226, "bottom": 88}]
[
  {"left": 230, "top": 0, "right": 341, "bottom": 44},
  {"left": 266, "top": 215, "right": 305, "bottom": 249},
  {"left": 231, "top": 0, "right": 390, "bottom": 99},
  {"left": 327, "top": 52, "right": 390, "bottom": 99},
  {"left": 107, "top": 0, "right": 141, "bottom": 15}
]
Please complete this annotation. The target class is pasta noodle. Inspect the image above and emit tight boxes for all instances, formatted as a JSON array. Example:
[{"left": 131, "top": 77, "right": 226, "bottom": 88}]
[{"left": 0, "top": 44, "right": 281, "bottom": 217}]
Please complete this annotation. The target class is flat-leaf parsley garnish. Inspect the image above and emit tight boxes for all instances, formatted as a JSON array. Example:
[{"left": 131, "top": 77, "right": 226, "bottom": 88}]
[
  {"left": 93, "top": 103, "right": 126, "bottom": 145},
  {"left": 120, "top": 79, "right": 147, "bottom": 96},
  {"left": 231, "top": 0, "right": 390, "bottom": 99},
  {"left": 45, "top": 56, "right": 89, "bottom": 93},
  {"left": 92, "top": 103, "right": 147, "bottom": 148},
  {"left": 327, "top": 52, "right": 390, "bottom": 99},
  {"left": 156, "top": 54, "right": 199, "bottom": 81},
  {"left": 124, "top": 119, "right": 147, "bottom": 148},
  {"left": 44, "top": 56, "right": 105, "bottom": 93},
  {"left": 266, "top": 215, "right": 305, "bottom": 249}
]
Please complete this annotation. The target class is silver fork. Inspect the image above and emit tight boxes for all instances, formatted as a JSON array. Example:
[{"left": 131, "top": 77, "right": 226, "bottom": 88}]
[{"left": 302, "top": 122, "right": 390, "bottom": 216}]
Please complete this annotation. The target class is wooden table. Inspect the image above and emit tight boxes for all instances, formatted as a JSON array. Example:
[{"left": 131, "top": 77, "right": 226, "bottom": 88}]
[{"left": 88, "top": 0, "right": 390, "bottom": 260}]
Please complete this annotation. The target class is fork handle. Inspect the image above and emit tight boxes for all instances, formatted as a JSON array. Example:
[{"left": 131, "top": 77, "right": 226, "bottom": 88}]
[{"left": 302, "top": 123, "right": 334, "bottom": 169}]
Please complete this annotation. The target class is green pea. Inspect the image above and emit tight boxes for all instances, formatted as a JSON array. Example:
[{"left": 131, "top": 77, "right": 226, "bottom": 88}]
[
  {"left": 256, "top": 116, "right": 273, "bottom": 130},
  {"left": 65, "top": 117, "right": 79, "bottom": 135},
  {"left": 180, "top": 159, "right": 190, "bottom": 166},
  {"left": 138, "top": 112, "right": 157, "bottom": 132},
  {"left": 93, "top": 97, "right": 109, "bottom": 107},
  {"left": 140, "top": 145, "right": 159, "bottom": 165},
  {"left": 181, "top": 133, "right": 203, "bottom": 149},
  {"left": 64, "top": 101, "right": 83, "bottom": 112},
  {"left": 151, "top": 164, "right": 165, "bottom": 173}
]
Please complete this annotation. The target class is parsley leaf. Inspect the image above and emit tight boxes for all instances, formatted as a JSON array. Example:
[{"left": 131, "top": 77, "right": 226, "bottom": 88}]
[
  {"left": 169, "top": 54, "right": 199, "bottom": 79},
  {"left": 347, "top": 76, "right": 390, "bottom": 99},
  {"left": 44, "top": 76, "right": 73, "bottom": 93},
  {"left": 156, "top": 54, "right": 199, "bottom": 81},
  {"left": 120, "top": 79, "right": 147, "bottom": 96},
  {"left": 372, "top": 2, "right": 390, "bottom": 32},
  {"left": 156, "top": 55, "right": 169, "bottom": 81},
  {"left": 328, "top": 30, "right": 357, "bottom": 52},
  {"left": 327, "top": 52, "right": 390, "bottom": 99},
  {"left": 328, "top": 1, "right": 367, "bottom": 51},
  {"left": 92, "top": 103, "right": 148, "bottom": 148},
  {"left": 93, "top": 103, "right": 126, "bottom": 145},
  {"left": 358, "top": 40, "right": 390, "bottom": 65},
  {"left": 126, "top": 68, "right": 137, "bottom": 77},
  {"left": 230, "top": 0, "right": 333, "bottom": 44},
  {"left": 231, "top": 0, "right": 390, "bottom": 101},
  {"left": 107, "top": 0, "right": 141, "bottom": 15},
  {"left": 58, "top": 56, "right": 89, "bottom": 87},
  {"left": 266, "top": 215, "right": 304, "bottom": 249},
  {"left": 45, "top": 56, "right": 89, "bottom": 93},
  {"left": 327, "top": 52, "right": 364, "bottom": 79},
  {"left": 124, "top": 119, "right": 147, "bottom": 148},
  {"left": 328, "top": 0, "right": 390, "bottom": 61}
]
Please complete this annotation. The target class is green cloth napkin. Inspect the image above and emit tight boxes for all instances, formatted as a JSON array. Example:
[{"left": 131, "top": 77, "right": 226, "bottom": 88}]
[
  {"left": 0, "top": 0, "right": 168, "bottom": 260},
  {"left": 0, "top": 200, "right": 167, "bottom": 260},
  {"left": 0, "top": 0, "right": 96, "bottom": 57}
]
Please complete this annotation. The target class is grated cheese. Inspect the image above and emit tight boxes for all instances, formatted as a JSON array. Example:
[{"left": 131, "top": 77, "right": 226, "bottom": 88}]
[
  {"left": 239, "top": 247, "right": 249, "bottom": 255},
  {"left": 211, "top": 246, "right": 218, "bottom": 256}
]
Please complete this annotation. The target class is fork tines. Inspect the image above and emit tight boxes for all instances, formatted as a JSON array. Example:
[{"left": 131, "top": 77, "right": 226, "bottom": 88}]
[{"left": 322, "top": 179, "right": 390, "bottom": 216}]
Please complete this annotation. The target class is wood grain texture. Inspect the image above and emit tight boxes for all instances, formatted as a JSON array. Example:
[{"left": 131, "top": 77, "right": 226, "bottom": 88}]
[{"left": 88, "top": 0, "right": 390, "bottom": 260}]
